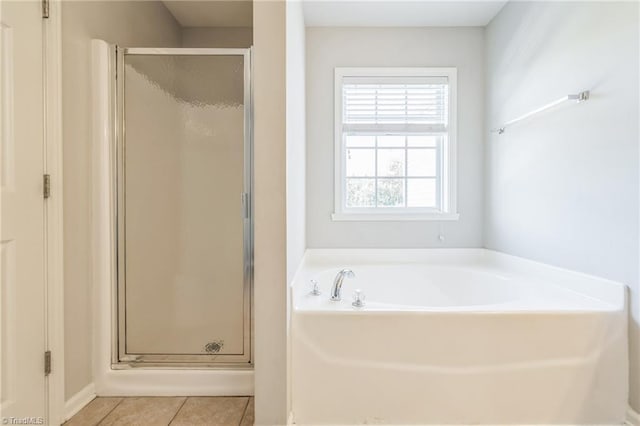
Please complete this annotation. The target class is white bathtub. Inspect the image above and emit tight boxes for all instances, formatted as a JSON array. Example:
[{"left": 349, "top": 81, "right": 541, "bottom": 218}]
[{"left": 290, "top": 249, "right": 628, "bottom": 425}]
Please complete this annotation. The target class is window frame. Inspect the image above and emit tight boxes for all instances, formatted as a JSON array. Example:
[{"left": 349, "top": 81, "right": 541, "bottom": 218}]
[{"left": 332, "top": 67, "right": 459, "bottom": 221}]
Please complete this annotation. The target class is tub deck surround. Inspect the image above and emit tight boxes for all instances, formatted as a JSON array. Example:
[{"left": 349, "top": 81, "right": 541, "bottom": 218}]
[{"left": 290, "top": 249, "right": 628, "bottom": 425}]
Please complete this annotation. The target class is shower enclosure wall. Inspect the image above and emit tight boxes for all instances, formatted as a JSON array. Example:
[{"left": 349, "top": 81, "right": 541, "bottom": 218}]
[
  {"left": 113, "top": 47, "right": 253, "bottom": 368},
  {"left": 93, "top": 39, "right": 253, "bottom": 395},
  {"left": 90, "top": 41, "right": 253, "bottom": 398}
]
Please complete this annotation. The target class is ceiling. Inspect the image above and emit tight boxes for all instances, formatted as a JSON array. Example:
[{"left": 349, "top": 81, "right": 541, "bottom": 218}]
[
  {"left": 163, "top": 1, "right": 253, "bottom": 28},
  {"left": 161, "top": 0, "right": 507, "bottom": 28},
  {"left": 302, "top": 1, "right": 508, "bottom": 27}
]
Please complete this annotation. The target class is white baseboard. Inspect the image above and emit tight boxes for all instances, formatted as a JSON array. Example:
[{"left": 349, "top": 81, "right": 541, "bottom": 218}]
[
  {"left": 64, "top": 383, "right": 96, "bottom": 421},
  {"left": 627, "top": 405, "right": 640, "bottom": 426}
]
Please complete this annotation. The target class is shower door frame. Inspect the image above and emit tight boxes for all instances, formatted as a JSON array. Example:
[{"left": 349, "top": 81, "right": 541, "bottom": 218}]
[{"left": 113, "top": 47, "right": 253, "bottom": 368}]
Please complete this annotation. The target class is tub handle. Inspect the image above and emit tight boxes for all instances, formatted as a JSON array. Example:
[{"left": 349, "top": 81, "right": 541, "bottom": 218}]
[
  {"left": 310, "top": 279, "right": 321, "bottom": 296},
  {"left": 352, "top": 289, "right": 366, "bottom": 308}
]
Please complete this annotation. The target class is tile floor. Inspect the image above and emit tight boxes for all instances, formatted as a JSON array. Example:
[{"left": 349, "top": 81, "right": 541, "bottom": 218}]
[{"left": 64, "top": 396, "right": 254, "bottom": 426}]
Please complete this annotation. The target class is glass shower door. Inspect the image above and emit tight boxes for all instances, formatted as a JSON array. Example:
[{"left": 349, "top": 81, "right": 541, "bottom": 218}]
[{"left": 116, "top": 48, "right": 252, "bottom": 366}]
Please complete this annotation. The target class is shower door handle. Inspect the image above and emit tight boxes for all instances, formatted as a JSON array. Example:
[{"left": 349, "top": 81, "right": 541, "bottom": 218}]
[{"left": 241, "top": 192, "right": 250, "bottom": 219}]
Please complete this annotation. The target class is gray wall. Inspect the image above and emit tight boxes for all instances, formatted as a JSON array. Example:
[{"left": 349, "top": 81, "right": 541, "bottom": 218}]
[
  {"left": 305, "top": 27, "right": 484, "bottom": 248},
  {"left": 61, "top": 0, "right": 181, "bottom": 400},
  {"left": 484, "top": 1, "right": 640, "bottom": 411}
]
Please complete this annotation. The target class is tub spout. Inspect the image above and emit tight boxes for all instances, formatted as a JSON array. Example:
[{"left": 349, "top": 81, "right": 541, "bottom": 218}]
[{"left": 330, "top": 269, "right": 355, "bottom": 301}]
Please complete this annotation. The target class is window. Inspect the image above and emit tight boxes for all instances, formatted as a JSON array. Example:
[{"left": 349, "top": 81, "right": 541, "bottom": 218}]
[{"left": 333, "top": 68, "right": 458, "bottom": 221}]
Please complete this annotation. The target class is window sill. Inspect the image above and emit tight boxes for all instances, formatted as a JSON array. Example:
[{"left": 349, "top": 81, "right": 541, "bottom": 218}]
[{"left": 331, "top": 212, "right": 460, "bottom": 222}]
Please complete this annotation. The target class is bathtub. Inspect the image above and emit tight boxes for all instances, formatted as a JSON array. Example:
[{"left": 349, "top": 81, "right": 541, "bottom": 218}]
[{"left": 290, "top": 249, "right": 628, "bottom": 425}]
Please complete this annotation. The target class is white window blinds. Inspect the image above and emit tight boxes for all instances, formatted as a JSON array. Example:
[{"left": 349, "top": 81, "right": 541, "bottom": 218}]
[{"left": 342, "top": 76, "right": 449, "bottom": 130}]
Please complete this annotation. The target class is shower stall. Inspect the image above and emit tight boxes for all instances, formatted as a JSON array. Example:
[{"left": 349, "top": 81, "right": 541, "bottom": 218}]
[
  {"left": 114, "top": 47, "right": 252, "bottom": 368},
  {"left": 92, "top": 41, "right": 253, "bottom": 391}
]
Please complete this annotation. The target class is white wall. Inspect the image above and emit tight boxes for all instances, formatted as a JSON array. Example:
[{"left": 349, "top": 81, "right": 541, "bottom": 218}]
[
  {"left": 285, "top": 1, "right": 306, "bottom": 419},
  {"left": 286, "top": 1, "right": 306, "bottom": 285},
  {"left": 305, "top": 27, "right": 484, "bottom": 248},
  {"left": 253, "top": 1, "right": 288, "bottom": 424},
  {"left": 61, "top": 0, "right": 181, "bottom": 400},
  {"left": 484, "top": 1, "right": 640, "bottom": 412}
]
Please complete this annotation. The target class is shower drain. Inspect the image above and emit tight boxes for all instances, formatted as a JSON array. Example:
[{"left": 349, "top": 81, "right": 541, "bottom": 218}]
[{"left": 204, "top": 340, "right": 224, "bottom": 353}]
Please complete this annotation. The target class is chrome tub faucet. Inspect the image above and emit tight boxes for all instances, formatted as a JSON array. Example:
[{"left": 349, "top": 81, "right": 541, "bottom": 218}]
[{"left": 330, "top": 269, "right": 356, "bottom": 301}]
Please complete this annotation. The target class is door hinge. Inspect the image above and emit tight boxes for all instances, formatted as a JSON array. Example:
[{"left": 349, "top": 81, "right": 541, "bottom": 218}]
[
  {"left": 44, "top": 351, "right": 51, "bottom": 376},
  {"left": 43, "top": 174, "right": 50, "bottom": 199},
  {"left": 42, "top": 0, "right": 49, "bottom": 18}
]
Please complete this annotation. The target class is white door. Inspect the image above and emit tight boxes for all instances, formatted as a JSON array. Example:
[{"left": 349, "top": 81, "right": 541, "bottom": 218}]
[{"left": 0, "top": 0, "right": 46, "bottom": 422}]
